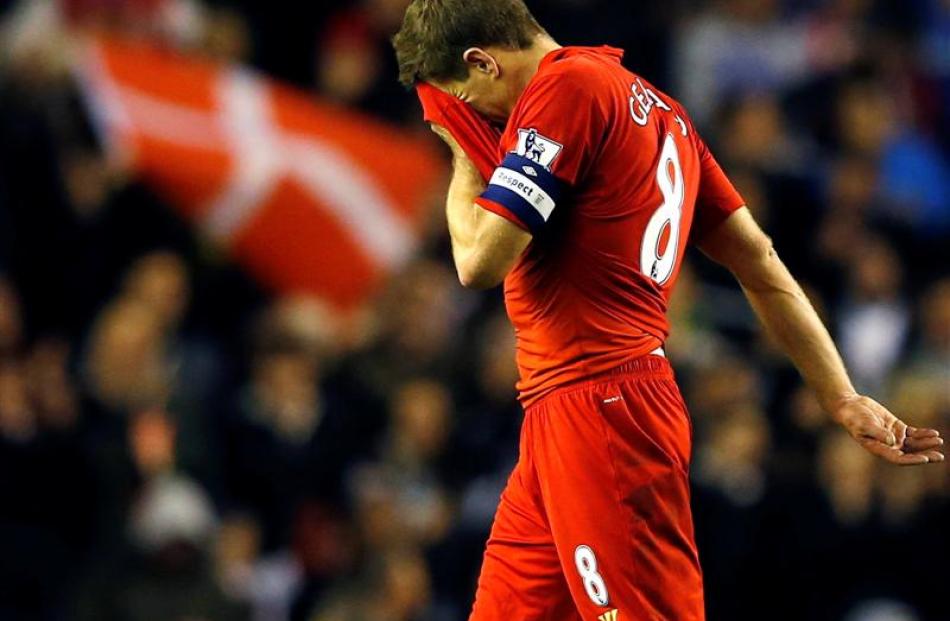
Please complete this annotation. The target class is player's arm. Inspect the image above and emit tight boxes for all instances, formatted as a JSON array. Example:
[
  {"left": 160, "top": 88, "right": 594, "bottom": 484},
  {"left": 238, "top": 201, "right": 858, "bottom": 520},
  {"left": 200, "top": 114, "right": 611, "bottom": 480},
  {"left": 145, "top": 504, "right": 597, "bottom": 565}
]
[
  {"left": 433, "top": 124, "right": 532, "bottom": 289},
  {"left": 698, "top": 208, "right": 944, "bottom": 465},
  {"left": 431, "top": 71, "right": 599, "bottom": 288}
]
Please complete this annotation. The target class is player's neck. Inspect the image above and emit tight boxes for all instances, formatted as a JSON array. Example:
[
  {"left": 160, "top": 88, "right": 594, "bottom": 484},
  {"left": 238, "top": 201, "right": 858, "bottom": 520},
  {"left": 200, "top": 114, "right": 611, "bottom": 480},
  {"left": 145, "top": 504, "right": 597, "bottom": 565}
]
[
  {"left": 514, "top": 35, "right": 561, "bottom": 93},
  {"left": 482, "top": 35, "right": 561, "bottom": 122}
]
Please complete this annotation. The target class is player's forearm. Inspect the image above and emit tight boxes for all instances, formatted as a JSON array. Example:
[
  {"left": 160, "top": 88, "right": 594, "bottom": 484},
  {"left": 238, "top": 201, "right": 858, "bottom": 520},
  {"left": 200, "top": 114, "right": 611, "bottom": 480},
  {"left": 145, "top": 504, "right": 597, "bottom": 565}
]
[
  {"left": 432, "top": 124, "right": 532, "bottom": 289},
  {"left": 445, "top": 151, "right": 486, "bottom": 270},
  {"left": 700, "top": 209, "right": 857, "bottom": 416},
  {"left": 739, "top": 257, "right": 857, "bottom": 414}
]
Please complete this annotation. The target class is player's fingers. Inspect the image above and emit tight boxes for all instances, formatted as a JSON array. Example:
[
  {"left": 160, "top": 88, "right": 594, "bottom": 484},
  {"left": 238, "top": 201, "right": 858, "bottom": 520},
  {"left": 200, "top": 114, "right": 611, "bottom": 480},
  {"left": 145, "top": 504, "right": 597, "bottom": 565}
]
[
  {"left": 906, "top": 427, "right": 941, "bottom": 439},
  {"left": 860, "top": 440, "right": 930, "bottom": 465},
  {"left": 890, "top": 452, "right": 932, "bottom": 466},
  {"left": 920, "top": 450, "right": 945, "bottom": 463},
  {"left": 893, "top": 419, "right": 908, "bottom": 448},
  {"left": 902, "top": 436, "right": 944, "bottom": 452},
  {"left": 857, "top": 420, "right": 896, "bottom": 446}
]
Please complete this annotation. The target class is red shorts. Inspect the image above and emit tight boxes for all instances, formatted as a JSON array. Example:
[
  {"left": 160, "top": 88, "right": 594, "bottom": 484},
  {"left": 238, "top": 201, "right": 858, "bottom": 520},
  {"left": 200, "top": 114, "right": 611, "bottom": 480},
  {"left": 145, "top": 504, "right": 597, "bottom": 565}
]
[{"left": 468, "top": 354, "right": 704, "bottom": 621}]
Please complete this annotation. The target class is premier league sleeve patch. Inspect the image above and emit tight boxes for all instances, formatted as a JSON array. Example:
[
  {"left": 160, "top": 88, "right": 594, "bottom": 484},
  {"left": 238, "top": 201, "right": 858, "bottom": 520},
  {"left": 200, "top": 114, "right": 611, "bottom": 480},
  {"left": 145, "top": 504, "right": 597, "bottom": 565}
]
[{"left": 515, "top": 128, "right": 563, "bottom": 171}]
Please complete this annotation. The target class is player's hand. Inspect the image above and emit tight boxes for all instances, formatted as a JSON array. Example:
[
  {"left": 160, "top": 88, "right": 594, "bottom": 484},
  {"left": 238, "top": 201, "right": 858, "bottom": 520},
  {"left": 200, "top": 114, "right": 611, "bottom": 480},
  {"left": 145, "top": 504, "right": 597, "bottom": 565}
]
[
  {"left": 416, "top": 83, "right": 500, "bottom": 181},
  {"left": 431, "top": 123, "right": 462, "bottom": 153},
  {"left": 431, "top": 124, "right": 485, "bottom": 186},
  {"left": 832, "top": 394, "right": 944, "bottom": 466}
]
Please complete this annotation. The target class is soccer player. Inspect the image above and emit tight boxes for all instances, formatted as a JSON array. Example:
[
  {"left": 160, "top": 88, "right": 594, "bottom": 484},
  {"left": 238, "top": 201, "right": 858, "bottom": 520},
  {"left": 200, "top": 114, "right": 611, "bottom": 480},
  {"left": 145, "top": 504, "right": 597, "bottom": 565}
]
[{"left": 392, "top": 2, "right": 945, "bottom": 619}]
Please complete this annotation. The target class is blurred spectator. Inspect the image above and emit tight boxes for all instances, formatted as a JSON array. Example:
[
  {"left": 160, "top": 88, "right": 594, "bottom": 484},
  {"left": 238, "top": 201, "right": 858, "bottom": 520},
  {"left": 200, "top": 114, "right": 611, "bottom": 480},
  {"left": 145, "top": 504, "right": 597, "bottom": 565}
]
[
  {"left": 666, "top": 264, "right": 728, "bottom": 371},
  {"left": 0, "top": 349, "right": 95, "bottom": 620},
  {"left": 837, "top": 236, "right": 911, "bottom": 394},
  {"left": 215, "top": 511, "right": 311, "bottom": 621},
  {"left": 675, "top": 0, "right": 857, "bottom": 124},
  {"left": 24, "top": 337, "right": 81, "bottom": 430},
  {"left": 825, "top": 156, "right": 879, "bottom": 217},
  {"left": 835, "top": 76, "right": 899, "bottom": 157},
  {"left": 448, "top": 310, "right": 521, "bottom": 490},
  {"left": 223, "top": 299, "right": 343, "bottom": 549},
  {"left": 316, "top": 0, "right": 414, "bottom": 122},
  {"left": 844, "top": 600, "right": 921, "bottom": 621},
  {"left": 909, "top": 277, "right": 950, "bottom": 383},
  {"left": 121, "top": 252, "right": 190, "bottom": 332},
  {"left": 128, "top": 409, "right": 176, "bottom": 479},
  {"left": 835, "top": 73, "right": 950, "bottom": 235},
  {"left": 718, "top": 93, "right": 807, "bottom": 174},
  {"left": 312, "top": 547, "right": 439, "bottom": 621},
  {"left": 818, "top": 430, "right": 876, "bottom": 526},
  {"left": 918, "top": 0, "right": 950, "bottom": 147},
  {"left": 814, "top": 155, "right": 877, "bottom": 278},
  {"left": 0, "top": 357, "right": 34, "bottom": 441},
  {"left": 687, "top": 356, "right": 764, "bottom": 421},
  {"left": 85, "top": 298, "right": 171, "bottom": 413},
  {"left": 76, "top": 473, "right": 248, "bottom": 621},
  {"left": 354, "top": 259, "right": 467, "bottom": 399},
  {"left": 694, "top": 403, "right": 771, "bottom": 508},
  {"left": 0, "top": 275, "right": 23, "bottom": 356},
  {"left": 346, "top": 378, "right": 453, "bottom": 549},
  {"left": 201, "top": 6, "right": 251, "bottom": 63}
]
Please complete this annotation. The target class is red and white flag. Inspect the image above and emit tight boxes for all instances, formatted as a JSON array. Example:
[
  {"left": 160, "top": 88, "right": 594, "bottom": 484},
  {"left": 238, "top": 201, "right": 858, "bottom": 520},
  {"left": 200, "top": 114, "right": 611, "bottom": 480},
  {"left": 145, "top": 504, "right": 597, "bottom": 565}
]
[{"left": 74, "top": 36, "right": 444, "bottom": 310}]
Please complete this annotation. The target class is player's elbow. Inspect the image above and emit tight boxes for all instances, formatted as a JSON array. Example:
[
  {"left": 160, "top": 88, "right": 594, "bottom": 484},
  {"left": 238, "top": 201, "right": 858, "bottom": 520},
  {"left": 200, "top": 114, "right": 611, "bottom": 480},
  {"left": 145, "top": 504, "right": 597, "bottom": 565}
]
[
  {"left": 701, "top": 208, "right": 780, "bottom": 285},
  {"left": 457, "top": 257, "right": 505, "bottom": 290},
  {"left": 457, "top": 266, "right": 503, "bottom": 290},
  {"left": 732, "top": 235, "right": 789, "bottom": 293},
  {"left": 732, "top": 231, "right": 775, "bottom": 272},
  {"left": 455, "top": 223, "right": 529, "bottom": 289}
]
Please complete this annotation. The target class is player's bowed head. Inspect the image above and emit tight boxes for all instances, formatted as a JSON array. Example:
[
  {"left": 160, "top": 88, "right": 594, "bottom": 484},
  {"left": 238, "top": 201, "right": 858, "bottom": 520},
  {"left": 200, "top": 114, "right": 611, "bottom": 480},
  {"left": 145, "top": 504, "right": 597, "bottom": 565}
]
[
  {"left": 392, "top": 0, "right": 561, "bottom": 124},
  {"left": 392, "top": 0, "right": 559, "bottom": 289}
]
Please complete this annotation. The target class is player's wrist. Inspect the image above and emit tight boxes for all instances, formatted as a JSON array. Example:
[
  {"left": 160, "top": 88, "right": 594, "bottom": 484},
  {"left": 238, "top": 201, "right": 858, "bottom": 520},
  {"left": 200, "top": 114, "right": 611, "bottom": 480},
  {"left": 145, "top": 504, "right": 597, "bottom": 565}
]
[{"left": 821, "top": 390, "right": 861, "bottom": 423}]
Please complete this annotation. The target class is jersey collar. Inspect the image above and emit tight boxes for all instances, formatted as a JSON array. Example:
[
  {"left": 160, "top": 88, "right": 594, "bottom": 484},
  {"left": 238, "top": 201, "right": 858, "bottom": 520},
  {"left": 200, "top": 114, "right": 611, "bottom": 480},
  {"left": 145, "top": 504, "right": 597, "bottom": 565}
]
[{"left": 539, "top": 45, "right": 625, "bottom": 69}]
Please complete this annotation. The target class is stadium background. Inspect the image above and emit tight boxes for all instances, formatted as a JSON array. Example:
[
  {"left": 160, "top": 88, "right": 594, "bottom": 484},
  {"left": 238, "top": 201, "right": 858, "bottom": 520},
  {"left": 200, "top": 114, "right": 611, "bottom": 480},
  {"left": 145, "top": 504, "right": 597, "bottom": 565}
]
[{"left": 0, "top": 0, "right": 947, "bottom": 620}]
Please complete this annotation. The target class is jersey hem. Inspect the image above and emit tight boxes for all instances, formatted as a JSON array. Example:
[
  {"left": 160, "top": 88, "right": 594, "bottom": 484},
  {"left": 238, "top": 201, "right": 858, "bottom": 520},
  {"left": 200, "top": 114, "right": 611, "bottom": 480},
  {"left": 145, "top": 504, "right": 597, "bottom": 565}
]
[{"left": 520, "top": 339, "right": 668, "bottom": 411}]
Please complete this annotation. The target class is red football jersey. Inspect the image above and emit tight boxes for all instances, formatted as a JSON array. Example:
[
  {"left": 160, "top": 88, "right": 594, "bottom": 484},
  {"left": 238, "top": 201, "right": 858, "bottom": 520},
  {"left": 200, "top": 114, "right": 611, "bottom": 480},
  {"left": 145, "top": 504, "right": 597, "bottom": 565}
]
[{"left": 475, "top": 47, "right": 745, "bottom": 406}]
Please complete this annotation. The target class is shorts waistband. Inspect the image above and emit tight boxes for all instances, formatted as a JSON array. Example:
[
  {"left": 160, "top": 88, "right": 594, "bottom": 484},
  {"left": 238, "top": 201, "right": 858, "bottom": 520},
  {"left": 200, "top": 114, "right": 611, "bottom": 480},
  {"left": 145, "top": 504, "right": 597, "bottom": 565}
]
[
  {"left": 604, "top": 348, "right": 669, "bottom": 377},
  {"left": 525, "top": 349, "right": 672, "bottom": 413}
]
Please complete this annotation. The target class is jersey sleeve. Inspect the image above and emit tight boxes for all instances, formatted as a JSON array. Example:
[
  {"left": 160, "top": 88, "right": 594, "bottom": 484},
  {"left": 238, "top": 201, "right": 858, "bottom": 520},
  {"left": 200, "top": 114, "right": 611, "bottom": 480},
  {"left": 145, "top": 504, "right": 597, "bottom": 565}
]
[
  {"left": 475, "top": 73, "right": 606, "bottom": 235},
  {"left": 691, "top": 134, "right": 746, "bottom": 242}
]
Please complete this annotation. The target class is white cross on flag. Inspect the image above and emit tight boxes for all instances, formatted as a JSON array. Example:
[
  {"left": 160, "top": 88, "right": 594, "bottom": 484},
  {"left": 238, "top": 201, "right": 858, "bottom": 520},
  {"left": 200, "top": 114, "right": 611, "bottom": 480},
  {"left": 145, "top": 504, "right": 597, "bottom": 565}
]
[{"left": 74, "top": 36, "right": 444, "bottom": 310}]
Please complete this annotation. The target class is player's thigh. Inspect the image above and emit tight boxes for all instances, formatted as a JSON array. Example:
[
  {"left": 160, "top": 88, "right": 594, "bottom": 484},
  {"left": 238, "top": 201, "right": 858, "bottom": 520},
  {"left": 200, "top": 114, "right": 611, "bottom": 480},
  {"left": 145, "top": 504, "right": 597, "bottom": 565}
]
[
  {"left": 468, "top": 447, "right": 581, "bottom": 621},
  {"left": 468, "top": 530, "right": 581, "bottom": 621},
  {"left": 532, "top": 379, "right": 704, "bottom": 621}
]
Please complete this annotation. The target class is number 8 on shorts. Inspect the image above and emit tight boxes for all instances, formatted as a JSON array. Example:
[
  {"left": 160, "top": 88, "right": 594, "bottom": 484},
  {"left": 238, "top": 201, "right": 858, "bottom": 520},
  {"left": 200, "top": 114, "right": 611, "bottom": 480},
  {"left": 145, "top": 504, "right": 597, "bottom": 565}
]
[{"left": 574, "top": 545, "right": 610, "bottom": 606}]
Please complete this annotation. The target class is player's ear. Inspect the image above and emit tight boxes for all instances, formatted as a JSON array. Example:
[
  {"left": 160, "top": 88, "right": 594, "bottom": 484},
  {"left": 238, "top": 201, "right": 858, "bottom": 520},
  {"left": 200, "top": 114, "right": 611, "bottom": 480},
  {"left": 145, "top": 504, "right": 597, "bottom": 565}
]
[{"left": 463, "top": 47, "right": 500, "bottom": 79}]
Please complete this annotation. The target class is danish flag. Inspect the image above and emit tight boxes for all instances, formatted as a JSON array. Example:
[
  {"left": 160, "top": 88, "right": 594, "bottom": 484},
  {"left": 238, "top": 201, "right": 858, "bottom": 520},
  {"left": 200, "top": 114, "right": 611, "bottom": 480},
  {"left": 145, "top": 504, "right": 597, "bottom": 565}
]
[{"left": 74, "top": 36, "right": 443, "bottom": 310}]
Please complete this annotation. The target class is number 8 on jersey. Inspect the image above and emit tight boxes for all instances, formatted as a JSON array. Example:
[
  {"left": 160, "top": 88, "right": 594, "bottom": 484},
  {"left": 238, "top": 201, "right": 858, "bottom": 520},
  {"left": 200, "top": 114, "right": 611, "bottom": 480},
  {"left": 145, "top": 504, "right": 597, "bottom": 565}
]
[{"left": 640, "top": 133, "right": 685, "bottom": 286}]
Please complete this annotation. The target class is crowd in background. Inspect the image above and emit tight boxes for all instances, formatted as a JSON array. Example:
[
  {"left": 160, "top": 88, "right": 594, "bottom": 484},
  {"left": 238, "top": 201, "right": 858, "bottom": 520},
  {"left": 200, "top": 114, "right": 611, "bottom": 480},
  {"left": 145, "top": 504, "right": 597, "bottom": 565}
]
[{"left": 0, "top": 0, "right": 948, "bottom": 620}]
